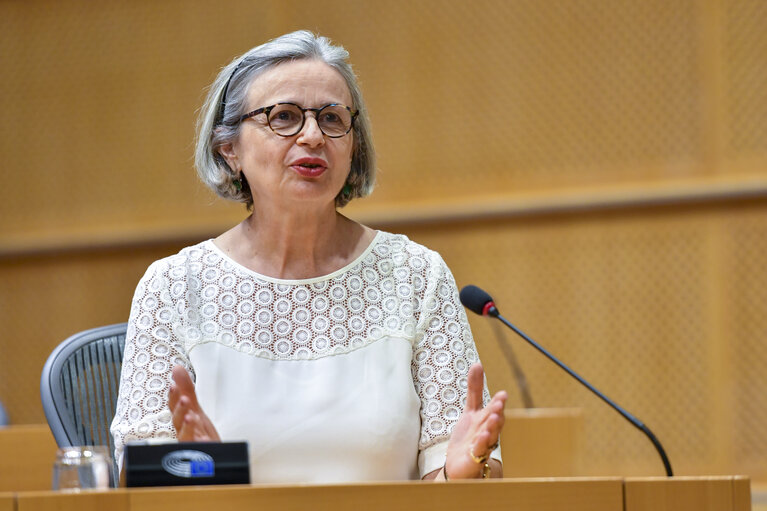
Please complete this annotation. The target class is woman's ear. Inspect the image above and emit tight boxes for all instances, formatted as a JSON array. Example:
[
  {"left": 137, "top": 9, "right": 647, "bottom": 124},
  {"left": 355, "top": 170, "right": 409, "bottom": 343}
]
[{"left": 219, "top": 142, "right": 239, "bottom": 172}]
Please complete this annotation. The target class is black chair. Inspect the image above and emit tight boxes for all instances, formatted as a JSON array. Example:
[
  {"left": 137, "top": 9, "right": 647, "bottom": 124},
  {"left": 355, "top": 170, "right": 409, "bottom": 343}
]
[{"left": 40, "top": 323, "right": 128, "bottom": 486}]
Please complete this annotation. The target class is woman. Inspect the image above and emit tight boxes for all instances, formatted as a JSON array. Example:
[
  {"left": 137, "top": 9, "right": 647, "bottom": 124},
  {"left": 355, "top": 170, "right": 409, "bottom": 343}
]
[{"left": 110, "top": 30, "right": 506, "bottom": 483}]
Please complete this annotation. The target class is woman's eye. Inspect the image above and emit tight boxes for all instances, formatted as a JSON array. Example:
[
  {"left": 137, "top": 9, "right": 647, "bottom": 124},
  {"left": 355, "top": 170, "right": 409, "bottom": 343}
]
[
  {"left": 321, "top": 113, "right": 340, "bottom": 123},
  {"left": 275, "top": 111, "right": 295, "bottom": 121}
]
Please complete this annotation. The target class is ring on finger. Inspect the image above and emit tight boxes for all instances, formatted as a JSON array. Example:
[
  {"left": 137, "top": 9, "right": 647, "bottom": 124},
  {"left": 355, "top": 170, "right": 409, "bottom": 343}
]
[{"left": 469, "top": 447, "right": 489, "bottom": 465}]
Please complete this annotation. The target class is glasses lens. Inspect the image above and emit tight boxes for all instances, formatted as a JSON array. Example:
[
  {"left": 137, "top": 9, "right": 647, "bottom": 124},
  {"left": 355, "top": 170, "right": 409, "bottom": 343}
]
[
  {"left": 268, "top": 104, "right": 304, "bottom": 135},
  {"left": 317, "top": 105, "right": 353, "bottom": 137}
]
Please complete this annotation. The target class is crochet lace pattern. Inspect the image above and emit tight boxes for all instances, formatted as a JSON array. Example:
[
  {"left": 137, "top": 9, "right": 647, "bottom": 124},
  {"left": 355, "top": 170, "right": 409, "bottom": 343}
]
[{"left": 111, "top": 232, "right": 487, "bottom": 457}]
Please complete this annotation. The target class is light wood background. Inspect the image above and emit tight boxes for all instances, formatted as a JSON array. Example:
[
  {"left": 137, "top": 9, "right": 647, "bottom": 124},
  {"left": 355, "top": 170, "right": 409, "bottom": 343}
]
[{"left": 1, "top": 0, "right": 765, "bottom": 482}]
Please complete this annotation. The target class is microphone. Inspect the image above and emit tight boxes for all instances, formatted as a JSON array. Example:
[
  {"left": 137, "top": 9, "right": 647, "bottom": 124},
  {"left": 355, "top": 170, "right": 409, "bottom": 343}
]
[{"left": 460, "top": 284, "right": 674, "bottom": 477}]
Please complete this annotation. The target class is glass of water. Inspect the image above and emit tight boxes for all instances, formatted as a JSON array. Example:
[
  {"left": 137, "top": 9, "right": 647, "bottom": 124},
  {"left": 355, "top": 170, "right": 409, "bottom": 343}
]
[{"left": 52, "top": 446, "right": 111, "bottom": 491}]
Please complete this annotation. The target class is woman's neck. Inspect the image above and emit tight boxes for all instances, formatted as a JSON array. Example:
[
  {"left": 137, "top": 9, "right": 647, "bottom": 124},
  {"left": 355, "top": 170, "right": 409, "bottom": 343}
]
[{"left": 215, "top": 203, "right": 373, "bottom": 280}]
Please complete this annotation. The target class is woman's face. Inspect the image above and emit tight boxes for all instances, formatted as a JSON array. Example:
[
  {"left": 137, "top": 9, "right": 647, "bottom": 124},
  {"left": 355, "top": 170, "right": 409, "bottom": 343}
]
[{"left": 224, "top": 59, "right": 355, "bottom": 212}]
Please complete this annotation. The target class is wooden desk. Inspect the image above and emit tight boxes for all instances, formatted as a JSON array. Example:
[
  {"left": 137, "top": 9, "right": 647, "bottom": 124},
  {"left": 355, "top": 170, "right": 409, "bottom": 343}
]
[
  {"left": 0, "top": 425, "right": 57, "bottom": 492},
  {"left": 624, "top": 476, "right": 751, "bottom": 511},
  {"left": 10, "top": 477, "right": 751, "bottom": 511},
  {"left": 15, "top": 478, "right": 622, "bottom": 511}
]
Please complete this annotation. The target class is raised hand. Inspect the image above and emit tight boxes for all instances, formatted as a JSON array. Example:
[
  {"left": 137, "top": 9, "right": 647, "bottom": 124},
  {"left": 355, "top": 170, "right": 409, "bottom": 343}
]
[
  {"left": 168, "top": 365, "right": 221, "bottom": 442},
  {"left": 444, "top": 363, "right": 507, "bottom": 479}
]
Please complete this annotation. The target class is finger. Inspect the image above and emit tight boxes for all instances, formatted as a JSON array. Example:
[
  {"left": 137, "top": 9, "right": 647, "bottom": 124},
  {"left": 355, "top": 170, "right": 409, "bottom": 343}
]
[
  {"left": 465, "top": 363, "right": 484, "bottom": 411},
  {"left": 464, "top": 388, "right": 506, "bottom": 429},
  {"left": 168, "top": 384, "right": 179, "bottom": 411},
  {"left": 474, "top": 405, "right": 504, "bottom": 436},
  {"left": 176, "top": 413, "right": 195, "bottom": 441},
  {"left": 172, "top": 365, "right": 195, "bottom": 395},
  {"left": 470, "top": 418, "right": 502, "bottom": 459},
  {"left": 474, "top": 391, "right": 507, "bottom": 426},
  {"left": 475, "top": 401, "right": 506, "bottom": 445},
  {"left": 171, "top": 365, "right": 200, "bottom": 408},
  {"left": 179, "top": 412, "right": 210, "bottom": 442},
  {"left": 177, "top": 410, "right": 201, "bottom": 441},
  {"left": 483, "top": 411, "right": 503, "bottom": 439},
  {"left": 171, "top": 396, "right": 186, "bottom": 433},
  {"left": 493, "top": 407, "right": 505, "bottom": 432},
  {"left": 188, "top": 414, "right": 211, "bottom": 441},
  {"left": 491, "top": 390, "right": 508, "bottom": 407},
  {"left": 175, "top": 414, "right": 189, "bottom": 441},
  {"left": 477, "top": 410, "right": 505, "bottom": 451},
  {"left": 171, "top": 395, "right": 191, "bottom": 433},
  {"left": 486, "top": 391, "right": 507, "bottom": 414},
  {"left": 471, "top": 429, "right": 492, "bottom": 457}
]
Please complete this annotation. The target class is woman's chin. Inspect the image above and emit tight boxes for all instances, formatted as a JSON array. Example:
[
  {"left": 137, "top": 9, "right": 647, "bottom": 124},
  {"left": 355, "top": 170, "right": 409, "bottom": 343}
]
[{"left": 278, "top": 183, "right": 340, "bottom": 208}]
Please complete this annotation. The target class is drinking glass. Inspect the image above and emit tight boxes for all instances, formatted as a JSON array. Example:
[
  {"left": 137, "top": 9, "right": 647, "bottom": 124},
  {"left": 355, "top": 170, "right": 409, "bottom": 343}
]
[{"left": 52, "top": 446, "right": 111, "bottom": 491}]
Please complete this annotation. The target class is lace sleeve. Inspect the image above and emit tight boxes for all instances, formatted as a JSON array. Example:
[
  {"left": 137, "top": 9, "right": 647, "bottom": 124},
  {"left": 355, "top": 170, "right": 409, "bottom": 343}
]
[
  {"left": 110, "top": 259, "right": 194, "bottom": 470},
  {"left": 411, "top": 253, "right": 492, "bottom": 476}
]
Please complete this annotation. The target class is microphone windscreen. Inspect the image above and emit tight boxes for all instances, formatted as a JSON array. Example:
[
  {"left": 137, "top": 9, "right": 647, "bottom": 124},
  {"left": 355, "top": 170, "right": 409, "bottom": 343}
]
[{"left": 459, "top": 285, "right": 494, "bottom": 315}]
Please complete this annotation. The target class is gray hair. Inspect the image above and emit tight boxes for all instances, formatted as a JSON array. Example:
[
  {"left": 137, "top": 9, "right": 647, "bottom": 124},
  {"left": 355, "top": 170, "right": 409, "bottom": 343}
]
[{"left": 195, "top": 30, "right": 375, "bottom": 209}]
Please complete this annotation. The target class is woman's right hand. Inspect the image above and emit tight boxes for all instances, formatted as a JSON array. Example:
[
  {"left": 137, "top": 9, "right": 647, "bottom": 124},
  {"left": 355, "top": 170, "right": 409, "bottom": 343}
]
[
  {"left": 443, "top": 363, "right": 506, "bottom": 479},
  {"left": 168, "top": 365, "right": 221, "bottom": 442}
]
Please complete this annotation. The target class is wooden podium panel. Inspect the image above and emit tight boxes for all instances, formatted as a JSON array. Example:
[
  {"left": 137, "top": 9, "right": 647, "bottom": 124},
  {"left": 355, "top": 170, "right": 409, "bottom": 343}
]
[
  {"left": 0, "top": 425, "right": 58, "bottom": 491},
  {"left": 11, "top": 477, "right": 750, "bottom": 511},
  {"left": 502, "top": 408, "right": 583, "bottom": 477},
  {"left": 624, "top": 476, "right": 751, "bottom": 511},
  {"left": 14, "top": 479, "right": 623, "bottom": 511},
  {"left": 128, "top": 478, "right": 622, "bottom": 511},
  {"left": 0, "top": 493, "right": 15, "bottom": 511},
  {"left": 15, "top": 490, "right": 129, "bottom": 511}
]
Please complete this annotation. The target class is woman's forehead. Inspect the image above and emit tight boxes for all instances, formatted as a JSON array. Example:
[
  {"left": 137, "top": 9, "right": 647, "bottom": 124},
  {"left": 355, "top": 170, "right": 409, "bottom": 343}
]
[{"left": 246, "top": 60, "right": 352, "bottom": 107}]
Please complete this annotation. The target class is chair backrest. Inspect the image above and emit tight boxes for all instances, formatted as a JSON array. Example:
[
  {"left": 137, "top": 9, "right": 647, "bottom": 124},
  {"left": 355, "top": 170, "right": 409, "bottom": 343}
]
[
  {"left": 0, "top": 400, "right": 8, "bottom": 426},
  {"left": 40, "top": 323, "right": 127, "bottom": 486}
]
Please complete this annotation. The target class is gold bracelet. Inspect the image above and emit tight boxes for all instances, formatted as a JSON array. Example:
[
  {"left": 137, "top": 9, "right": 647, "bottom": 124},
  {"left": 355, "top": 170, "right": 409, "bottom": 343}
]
[{"left": 442, "top": 462, "right": 491, "bottom": 480}]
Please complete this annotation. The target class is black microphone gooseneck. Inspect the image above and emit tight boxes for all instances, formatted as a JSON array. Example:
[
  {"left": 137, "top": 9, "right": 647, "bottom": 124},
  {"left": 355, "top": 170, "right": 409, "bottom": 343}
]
[{"left": 460, "top": 284, "right": 673, "bottom": 477}]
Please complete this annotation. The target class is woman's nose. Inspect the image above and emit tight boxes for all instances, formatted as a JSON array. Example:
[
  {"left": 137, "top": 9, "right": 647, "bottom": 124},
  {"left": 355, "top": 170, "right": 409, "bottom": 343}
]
[{"left": 296, "top": 114, "right": 325, "bottom": 146}]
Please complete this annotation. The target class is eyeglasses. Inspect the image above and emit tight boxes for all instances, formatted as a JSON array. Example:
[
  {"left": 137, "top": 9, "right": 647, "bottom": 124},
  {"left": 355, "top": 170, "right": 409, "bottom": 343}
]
[{"left": 240, "top": 102, "right": 358, "bottom": 138}]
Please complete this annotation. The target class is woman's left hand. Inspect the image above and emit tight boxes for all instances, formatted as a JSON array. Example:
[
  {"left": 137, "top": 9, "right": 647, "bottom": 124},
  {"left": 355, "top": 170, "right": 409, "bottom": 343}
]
[
  {"left": 443, "top": 363, "right": 507, "bottom": 479},
  {"left": 168, "top": 365, "right": 221, "bottom": 442}
]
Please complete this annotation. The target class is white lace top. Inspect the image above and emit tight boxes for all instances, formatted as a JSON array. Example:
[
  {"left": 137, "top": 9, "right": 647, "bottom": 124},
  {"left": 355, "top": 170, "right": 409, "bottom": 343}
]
[{"left": 110, "top": 231, "right": 498, "bottom": 482}]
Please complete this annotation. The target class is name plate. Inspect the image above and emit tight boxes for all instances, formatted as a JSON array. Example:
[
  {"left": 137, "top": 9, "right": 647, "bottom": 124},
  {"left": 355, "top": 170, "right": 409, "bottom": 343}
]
[{"left": 124, "top": 441, "right": 249, "bottom": 487}]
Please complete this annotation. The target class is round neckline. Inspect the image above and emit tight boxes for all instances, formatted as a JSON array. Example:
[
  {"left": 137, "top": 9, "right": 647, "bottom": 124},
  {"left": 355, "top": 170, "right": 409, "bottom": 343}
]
[{"left": 205, "top": 230, "right": 383, "bottom": 285}]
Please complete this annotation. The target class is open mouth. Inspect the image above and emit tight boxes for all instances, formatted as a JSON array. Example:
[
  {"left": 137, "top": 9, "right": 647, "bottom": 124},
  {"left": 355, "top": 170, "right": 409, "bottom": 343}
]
[{"left": 291, "top": 162, "right": 327, "bottom": 177}]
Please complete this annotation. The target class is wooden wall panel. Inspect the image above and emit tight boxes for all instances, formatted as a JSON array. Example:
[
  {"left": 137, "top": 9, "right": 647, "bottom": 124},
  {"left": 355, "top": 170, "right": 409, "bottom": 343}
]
[
  {"left": 303, "top": 0, "right": 708, "bottom": 196},
  {"left": 723, "top": 211, "right": 767, "bottom": 481},
  {"left": 724, "top": 0, "right": 767, "bottom": 164},
  {"left": 0, "top": 0, "right": 259, "bottom": 243},
  {"left": 2, "top": 0, "right": 765, "bottom": 248}
]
